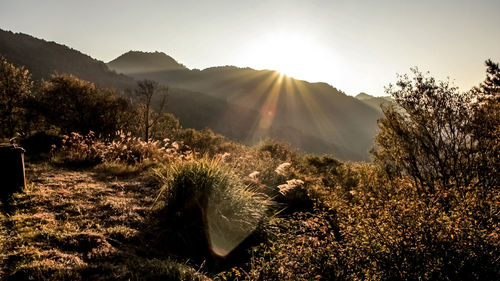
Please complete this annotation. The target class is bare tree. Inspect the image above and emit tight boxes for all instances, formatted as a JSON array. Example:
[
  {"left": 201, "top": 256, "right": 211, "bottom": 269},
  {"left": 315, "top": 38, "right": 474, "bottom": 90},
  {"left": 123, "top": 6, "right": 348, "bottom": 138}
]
[{"left": 135, "top": 79, "right": 168, "bottom": 141}]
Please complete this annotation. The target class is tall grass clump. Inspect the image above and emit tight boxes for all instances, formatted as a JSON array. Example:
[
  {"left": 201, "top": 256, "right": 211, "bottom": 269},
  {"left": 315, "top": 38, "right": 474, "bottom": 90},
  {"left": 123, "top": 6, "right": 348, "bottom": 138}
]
[{"left": 153, "top": 157, "right": 271, "bottom": 260}]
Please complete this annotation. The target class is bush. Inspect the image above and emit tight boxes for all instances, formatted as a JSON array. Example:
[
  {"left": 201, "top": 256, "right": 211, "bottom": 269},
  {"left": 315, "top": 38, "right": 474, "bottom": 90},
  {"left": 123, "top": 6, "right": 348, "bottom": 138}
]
[
  {"left": 221, "top": 210, "right": 342, "bottom": 281},
  {"left": 256, "top": 138, "right": 298, "bottom": 162},
  {"left": 52, "top": 131, "right": 189, "bottom": 167},
  {"left": 176, "top": 128, "right": 226, "bottom": 156},
  {"left": 36, "top": 74, "right": 130, "bottom": 136},
  {"left": 373, "top": 64, "right": 499, "bottom": 195},
  {"left": 356, "top": 64, "right": 500, "bottom": 280},
  {"left": 0, "top": 56, "right": 33, "bottom": 138},
  {"left": 330, "top": 164, "right": 499, "bottom": 280},
  {"left": 20, "top": 131, "right": 61, "bottom": 155}
]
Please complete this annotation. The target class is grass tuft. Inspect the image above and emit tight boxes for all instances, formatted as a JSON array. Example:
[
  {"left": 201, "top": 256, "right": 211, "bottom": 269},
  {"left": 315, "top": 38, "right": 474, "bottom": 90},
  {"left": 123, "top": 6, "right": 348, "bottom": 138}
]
[{"left": 154, "top": 157, "right": 272, "bottom": 258}]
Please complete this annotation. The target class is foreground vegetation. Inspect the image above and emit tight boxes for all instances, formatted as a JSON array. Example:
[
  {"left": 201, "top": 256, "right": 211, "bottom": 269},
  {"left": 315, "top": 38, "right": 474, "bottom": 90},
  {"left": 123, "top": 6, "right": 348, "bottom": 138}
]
[{"left": 0, "top": 57, "right": 499, "bottom": 280}]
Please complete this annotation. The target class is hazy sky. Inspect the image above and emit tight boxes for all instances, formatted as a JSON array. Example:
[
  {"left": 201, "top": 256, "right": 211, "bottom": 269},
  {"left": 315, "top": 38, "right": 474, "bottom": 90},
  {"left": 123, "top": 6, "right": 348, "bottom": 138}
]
[{"left": 1, "top": 0, "right": 499, "bottom": 96}]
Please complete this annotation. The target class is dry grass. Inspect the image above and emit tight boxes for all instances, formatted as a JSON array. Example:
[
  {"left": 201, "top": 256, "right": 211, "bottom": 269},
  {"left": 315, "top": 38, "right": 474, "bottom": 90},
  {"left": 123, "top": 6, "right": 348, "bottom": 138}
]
[{"left": 0, "top": 162, "right": 209, "bottom": 280}]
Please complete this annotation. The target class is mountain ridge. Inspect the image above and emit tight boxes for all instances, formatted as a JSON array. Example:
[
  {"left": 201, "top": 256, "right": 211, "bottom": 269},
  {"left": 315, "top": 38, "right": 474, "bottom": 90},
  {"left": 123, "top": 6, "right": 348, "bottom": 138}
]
[
  {"left": 0, "top": 29, "right": 135, "bottom": 90},
  {"left": 108, "top": 51, "right": 383, "bottom": 161},
  {"left": 107, "top": 50, "right": 187, "bottom": 75},
  {"left": 0, "top": 28, "right": 382, "bottom": 161}
]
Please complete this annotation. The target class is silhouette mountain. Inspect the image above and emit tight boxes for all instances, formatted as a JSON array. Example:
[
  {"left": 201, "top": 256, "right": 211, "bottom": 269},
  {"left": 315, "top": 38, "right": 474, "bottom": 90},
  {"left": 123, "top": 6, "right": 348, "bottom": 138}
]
[
  {"left": 0, "top": 29, "right": 257, "bottom": 148},
  {"left": 109, "top": 52, "right": 384, "bottom": 161},
  {"left": 0, "top": 28, "right": 383, "bottom": 161},
  {"left": 108, "top": 51, "right": 187, "bottom": 75},
  {"left": 0, "top": 29, "right": 134, "bottom": 89}
]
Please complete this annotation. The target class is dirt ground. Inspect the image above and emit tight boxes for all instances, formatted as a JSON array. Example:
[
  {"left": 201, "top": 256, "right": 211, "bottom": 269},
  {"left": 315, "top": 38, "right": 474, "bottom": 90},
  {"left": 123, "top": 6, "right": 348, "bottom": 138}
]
[{"left": 0, "top": 162, "right": 207, "bottom": 280}]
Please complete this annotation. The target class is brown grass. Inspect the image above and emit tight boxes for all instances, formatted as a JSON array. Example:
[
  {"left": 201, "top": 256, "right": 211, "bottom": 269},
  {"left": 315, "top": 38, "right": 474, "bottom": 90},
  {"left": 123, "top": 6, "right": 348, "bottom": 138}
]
[{"left": 0, "top": 162, "right": 209, "bottom": 280}]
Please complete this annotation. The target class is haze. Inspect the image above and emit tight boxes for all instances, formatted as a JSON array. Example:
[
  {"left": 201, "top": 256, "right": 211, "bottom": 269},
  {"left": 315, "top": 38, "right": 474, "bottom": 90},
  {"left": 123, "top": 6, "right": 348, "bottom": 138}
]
[{"left": 1, "top": 0, "right": 499, "bottom": 96}]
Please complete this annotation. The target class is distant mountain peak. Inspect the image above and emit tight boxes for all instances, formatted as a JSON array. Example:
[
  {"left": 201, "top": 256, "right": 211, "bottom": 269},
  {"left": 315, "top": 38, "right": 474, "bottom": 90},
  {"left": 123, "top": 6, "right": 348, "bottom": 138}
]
[
  {"left": 107, "top": 51, "right": 187, "bottom": 74},
  {"left": 0, "top": 28, "right": 134, "bottom": 89},
  {"left": 355, "top": 92, "right": 373, "bottom": 100}
]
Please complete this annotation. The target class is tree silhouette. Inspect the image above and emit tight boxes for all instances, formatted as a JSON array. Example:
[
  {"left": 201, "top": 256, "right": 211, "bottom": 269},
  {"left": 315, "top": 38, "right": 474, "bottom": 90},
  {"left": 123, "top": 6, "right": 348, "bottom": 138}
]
[
  {"left": 134, "top": 79, "right": 168, "bottom": 141},
  {"left": 37, "top": 74, "right": 129, "bottom": 135},
  {"left": 471, "top": 60, "right": 500, "bottom": 191},
  {"left": 0, "top": 56, "right": 33, "bottom": 138},
  {"left": 373, "top": 62, "right": 499, "bottom": 196}
]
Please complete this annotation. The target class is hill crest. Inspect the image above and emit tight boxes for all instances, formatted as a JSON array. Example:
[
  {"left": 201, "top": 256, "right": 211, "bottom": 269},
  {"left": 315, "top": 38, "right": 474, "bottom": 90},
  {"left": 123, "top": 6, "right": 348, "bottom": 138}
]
[{"left": 107, "top": 51, "right": 187, "bottom": 74}]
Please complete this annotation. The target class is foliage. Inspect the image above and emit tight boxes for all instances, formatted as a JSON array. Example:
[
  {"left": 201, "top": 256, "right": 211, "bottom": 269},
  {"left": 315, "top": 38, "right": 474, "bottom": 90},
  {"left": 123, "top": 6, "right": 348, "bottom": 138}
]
[
  {"left": 20, "top": 131, "right": 62, "bottom": 155},
  {"left": 37, "top": 74, "right": 131, "bottom": 136},
  {"left": 217, "top": 211, "right": 342, "bottom": 281},
  {"left": 3, "top": 55, "right": 499, "bottom": 280},
  {"left": 362, "top": 63, "right": 500, "bottom": 280},
  {"left": 471, "top": 59, "right": 500, "bottom": 192},
  {"left": 331, "top": 164, "right": 499, "bottom": 280},
  {"left": 52, "top": 131, "right": 190, "bottom": 167},
  {"left": 148, "top": 112, "right": 181, "bottom": 141},
  {"left": 373, "top": 67, "right": 497, "bottom": 195},
  {"left": 0, "top": 56, "right": 33, "bottom": 138},
  {"left": 256, "top": 138, "right": 299, "bottom": 162},
  {"left": 176, "top": 128, "right": 227, "bottom": 156}
]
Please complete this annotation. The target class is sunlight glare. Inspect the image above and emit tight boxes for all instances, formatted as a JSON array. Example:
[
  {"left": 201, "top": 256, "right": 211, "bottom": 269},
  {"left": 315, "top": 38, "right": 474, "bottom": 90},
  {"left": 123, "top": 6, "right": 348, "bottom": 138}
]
[{"left": 247, "top": 32, "right": 338, "bottom": 83}]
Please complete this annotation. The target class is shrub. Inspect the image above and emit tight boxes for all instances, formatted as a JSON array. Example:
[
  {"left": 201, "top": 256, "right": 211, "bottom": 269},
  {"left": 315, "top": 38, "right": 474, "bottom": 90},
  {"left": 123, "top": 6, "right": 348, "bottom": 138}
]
[
  {"left": 176, "top": 128, "right": 226, "bottom": 156},
  {"left": 20, "top": 131, "right": 62, "bottom": 155},
  {"left": 0, "top": 56, "right": 33, "bottom": 138},
  {"left": 256, "top": 138, "right": 298, "bottom": 162},
  {"left": 350, "top": 63, "right": 500, "bottom": 280},
  {"left": 51, "top": 131, "right": 102, "bottom": 166},
  {"left": 36, "top": 74, "right": 130, "bottom": 136},
  {"left": 222, "top": 210, "right": 342, "bottom": 281},
  {"left": 52, "top": 131, "right": 189, "bottom": 167},
  {"left": 373, "top": 65, "right": 498, "bottom": 195},
  {"left": 330, "top": 164, "right": 500, "bottom": 280}
]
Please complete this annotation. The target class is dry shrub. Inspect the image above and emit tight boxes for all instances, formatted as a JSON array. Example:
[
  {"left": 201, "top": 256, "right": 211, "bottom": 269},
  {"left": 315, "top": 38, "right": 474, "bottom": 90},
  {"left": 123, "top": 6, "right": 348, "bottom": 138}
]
[
  {"left": 328, "top": 164, "right": 500, "bottom": 281},
  {"left": 51, "top": 131, "right": 190, "bottom": 167}
]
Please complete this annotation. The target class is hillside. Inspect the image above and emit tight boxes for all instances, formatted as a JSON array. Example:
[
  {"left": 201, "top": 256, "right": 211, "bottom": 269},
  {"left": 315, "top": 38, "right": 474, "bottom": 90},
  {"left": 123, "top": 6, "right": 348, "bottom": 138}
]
[
  {"left": 0, "top": 32, "right": 498, "bottom": 280},
  {"left": 0, "top": 28, "right": 382, "bottom": 161},
  {"left": 109, "top": 54, "right": 384, "bottom": 161},
  {"left": 355, "top": 92, "right": 393, "bottom": 113},
  {"left": 107, "top": 51, "right": 187, "bottom": 75},
  {"left": 0, "top": 29, "right": 135, "bottom": 90},
  {"left": 0, "top": 29, "right": 260, "bottom": 149}
]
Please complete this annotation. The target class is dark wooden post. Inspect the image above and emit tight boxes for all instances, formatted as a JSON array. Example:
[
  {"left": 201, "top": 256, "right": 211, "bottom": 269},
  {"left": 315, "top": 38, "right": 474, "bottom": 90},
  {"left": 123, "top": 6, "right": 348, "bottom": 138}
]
[{"left": 0, "top": 144, "right": 26, "bottom": 199}]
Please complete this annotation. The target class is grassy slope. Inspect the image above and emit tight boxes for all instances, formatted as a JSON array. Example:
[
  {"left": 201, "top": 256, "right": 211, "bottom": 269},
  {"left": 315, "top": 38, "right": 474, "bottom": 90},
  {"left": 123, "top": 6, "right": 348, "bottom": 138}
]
[{"left": 0, "top": 163, "right": 209, "bottom": 281}]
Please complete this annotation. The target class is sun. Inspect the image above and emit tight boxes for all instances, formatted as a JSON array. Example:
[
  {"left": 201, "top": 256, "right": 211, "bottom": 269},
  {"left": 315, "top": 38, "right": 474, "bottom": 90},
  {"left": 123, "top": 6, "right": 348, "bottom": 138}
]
[{"left": 246, "top": 31, "right": 337, "bottom": 83}]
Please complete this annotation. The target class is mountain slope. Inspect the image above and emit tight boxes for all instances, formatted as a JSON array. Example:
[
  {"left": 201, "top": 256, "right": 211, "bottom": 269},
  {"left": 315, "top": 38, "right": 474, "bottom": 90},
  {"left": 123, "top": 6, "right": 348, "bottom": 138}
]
[
  {"left": 0, "top": 29, "right": 381, "bottom": 161},
  {"left": 0, "top": 29, "right": 261, "bottom": 146},
  {"left": 355, "top": 92, "right": 393, "bottom": 113},
  {"left": 108, "top": 51, "right": 187, "bottom": 75},
  {"left": 109, "top": 54, "right": 384, "bottom": 161},
  {"left": 0, "top": 29, "right": 135, "bottom": 90}
]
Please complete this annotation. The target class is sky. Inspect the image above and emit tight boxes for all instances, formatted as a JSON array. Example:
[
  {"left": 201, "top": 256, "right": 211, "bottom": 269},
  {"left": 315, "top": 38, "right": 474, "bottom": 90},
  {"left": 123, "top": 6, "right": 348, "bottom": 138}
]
[{"left": 1, "top": 0, "right": 499, "bottom": 96}]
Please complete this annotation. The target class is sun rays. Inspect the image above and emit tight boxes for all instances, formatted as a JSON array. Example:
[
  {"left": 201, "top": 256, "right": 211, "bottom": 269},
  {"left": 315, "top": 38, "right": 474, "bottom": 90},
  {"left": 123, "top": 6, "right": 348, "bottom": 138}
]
[
  {"left": 245, "top": 31, "right": 338, "bottom": 85},
  {"left": 218, "top": 69, "right": 336, "bottom": 144}
]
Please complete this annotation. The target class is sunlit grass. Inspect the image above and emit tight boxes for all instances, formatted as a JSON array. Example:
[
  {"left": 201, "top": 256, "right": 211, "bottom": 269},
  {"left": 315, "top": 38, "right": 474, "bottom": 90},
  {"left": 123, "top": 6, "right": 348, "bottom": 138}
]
[{"left": 154, "top": 157, "right": 272, "bottom": 257}]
